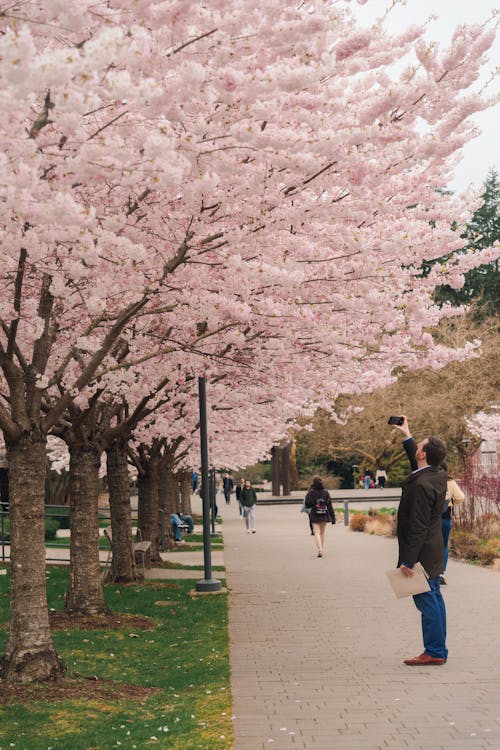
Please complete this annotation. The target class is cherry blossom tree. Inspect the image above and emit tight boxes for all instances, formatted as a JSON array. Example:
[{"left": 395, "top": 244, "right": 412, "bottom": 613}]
[{"left": 0, "top": 0, "right": 498, "bottom": 682}]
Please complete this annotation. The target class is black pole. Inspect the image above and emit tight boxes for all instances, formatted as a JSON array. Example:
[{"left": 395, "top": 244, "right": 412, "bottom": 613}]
[
  {"left": 196, "top": 377, "right": 221, "bottom": 592},
  {"left": 210, "top": 467, "right": 217, "bottom": 535}
]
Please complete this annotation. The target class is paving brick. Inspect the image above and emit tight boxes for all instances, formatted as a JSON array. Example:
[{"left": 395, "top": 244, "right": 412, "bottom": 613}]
[{"left": 222, "top": 503, "right": 500, "bottom": 750}]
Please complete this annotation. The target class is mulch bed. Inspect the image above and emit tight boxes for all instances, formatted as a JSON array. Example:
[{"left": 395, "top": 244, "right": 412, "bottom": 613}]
[
  {"left": 49, "top": 611, "right": 156, "bottom": 631},
  {"left": 0, "top": 675, "right": 158, "bottom": 705}
]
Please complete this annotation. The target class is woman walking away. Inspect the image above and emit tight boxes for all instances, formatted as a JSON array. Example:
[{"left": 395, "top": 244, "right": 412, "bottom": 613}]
[
  {"left": 305, "top": 476, "right": 335, "bottom": 557},
  {"left": 241, "top": 479, "right": 257, "bottom": 534}
]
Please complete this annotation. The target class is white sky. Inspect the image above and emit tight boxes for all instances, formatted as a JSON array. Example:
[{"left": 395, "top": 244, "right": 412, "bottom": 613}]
[{"left": 352, "top": 0, "right": 499, "bottom": 192}]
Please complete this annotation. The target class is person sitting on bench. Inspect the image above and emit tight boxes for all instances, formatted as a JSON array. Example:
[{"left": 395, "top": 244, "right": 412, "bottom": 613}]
[{"left": 171, "top": 513, "right": 194, "bottom": 541}]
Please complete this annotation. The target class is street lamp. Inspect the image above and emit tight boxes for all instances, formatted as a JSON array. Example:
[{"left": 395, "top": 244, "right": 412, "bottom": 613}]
[{"left": 195, "top": 377, "right": 221, "bottom": 593}]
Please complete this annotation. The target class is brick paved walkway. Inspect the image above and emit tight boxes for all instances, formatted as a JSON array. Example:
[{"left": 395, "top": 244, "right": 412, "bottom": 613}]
[{"left": 222, "top": 502, "right": 500, "bottom": 750}]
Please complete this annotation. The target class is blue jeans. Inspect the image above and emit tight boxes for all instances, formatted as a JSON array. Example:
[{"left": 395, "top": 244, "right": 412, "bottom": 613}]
[
  {"left": 171, "top": 514, "right": 194, "bottom": 541},
  {"left": 413, "top": 577, "right": 447, "bottom": 659},
  {"left": 441, "top": 517, "right": 452, "bottom": 572}
]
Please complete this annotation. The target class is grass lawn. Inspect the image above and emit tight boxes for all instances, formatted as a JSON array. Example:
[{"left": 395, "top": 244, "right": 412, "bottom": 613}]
[{"left": 0, "top": 566, "right": 233, "bottom": 750}]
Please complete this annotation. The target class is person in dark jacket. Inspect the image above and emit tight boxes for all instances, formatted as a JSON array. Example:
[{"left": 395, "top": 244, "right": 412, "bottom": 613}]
[
  {"left": 222, "top": 473, "right": 234, "bottom": 504},
  {"left": 240, "top": 479, "right": 257, "bottom": 533},
  {"left": 305, "top": 476, "right": 335, "bottom": 557},
  {"left": 235, "top": 477, "right": 245, "bottom": 517},
  {"left": 393, "top": 416, "right": 448, "bottom": 666}
]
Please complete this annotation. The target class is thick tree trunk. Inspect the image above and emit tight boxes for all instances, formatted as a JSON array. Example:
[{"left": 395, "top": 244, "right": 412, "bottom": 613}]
[
  {"left": 158, "top": 460, "right": 175, "bottom": 552},
  {"left": 106, "top": 441, "right": 138, "bottom": 583},
  {"left": 281, "top": 442, "right": 292, "bottom": 496},
  {"left": 1, "top": 435, "right": 64, "bottom": 682},
  {"left": 65, "top": 445, "right": 109, "bottom": 615},
  {"left": 137, "top": 455, "right": 161, "bottom": 562},
  {"left": 179, "top": 470, "right": 192, "bottom": 515}
]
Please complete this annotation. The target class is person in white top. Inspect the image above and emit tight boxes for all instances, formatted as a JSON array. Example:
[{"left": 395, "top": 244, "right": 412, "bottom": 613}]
[{"left": 375, "top": 467, "right": 387, "bottom": 489}]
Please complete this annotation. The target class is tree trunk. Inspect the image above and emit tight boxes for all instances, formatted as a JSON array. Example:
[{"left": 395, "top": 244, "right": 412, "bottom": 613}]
[
  {"left": 174, "top": 473, "right": 183, "bottom": 514},
  {"left": 158, "top": 460, "right": 175, "bottom": 552},
  {"left": 281, "top": 442, "right": 291, "bottom": 496},
  {"left": 165, "top": 469, "right": 179, "bottom": 516},
  {"left": 1, "top": 435, "right": 64, "bottom": 682},
  {"left": 106, "top": 441, "right": 138, "bottom": 583},
  {"left": 137, "top": 455, "right": 161, "bottom": 562},
  {"left": 271, "top": 446, "right": 280, "bottom": 496},
  {"left": 179, "top": 470, "right": 192, "bottom": 515},
  {"left": 65, "top": 445, "right": 109, "bottom": 615},
  {"left": 290, "top": 437, "right": 300, "bottom": 491}
]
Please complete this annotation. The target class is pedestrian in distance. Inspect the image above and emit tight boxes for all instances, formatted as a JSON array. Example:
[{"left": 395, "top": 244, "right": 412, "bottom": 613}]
[
  {"left": 439, "top": 460, "right": 465, "bottom": 585},
  {"left": 392, "top": 415, "right": 448, "bottom": 666},
  {"left": 375, "top": 467, "right": 387, "bottom": 489},
  {"left": 363, "top": 470, "right": 371, "bottom": 490},
  {"left": 235, "top": 477, "right": 245, "bottom": 516},
  {"left": 305, "top": 476, "right": 335, "bottom": 557},
  {"left": 240, "top": 479, "right": 257, "bottom": 533},
  {"left": 222, "top": 472, "right": 234, "bottom": 504}
]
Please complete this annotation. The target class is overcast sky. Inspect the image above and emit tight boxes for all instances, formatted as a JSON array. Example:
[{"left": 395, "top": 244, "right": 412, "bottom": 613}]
[{"left": 352, "top": 0, "right": 499, "bottom": 192}]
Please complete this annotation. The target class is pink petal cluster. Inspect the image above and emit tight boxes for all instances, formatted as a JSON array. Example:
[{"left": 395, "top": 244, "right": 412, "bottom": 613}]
[{"left": 0, "top": 0, "right": 497, "bottom": 470}]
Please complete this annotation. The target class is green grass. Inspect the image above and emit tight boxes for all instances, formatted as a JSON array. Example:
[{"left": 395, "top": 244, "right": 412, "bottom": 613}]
[{"left": 0, "top": 566, "right": 233, "bottom": 750}]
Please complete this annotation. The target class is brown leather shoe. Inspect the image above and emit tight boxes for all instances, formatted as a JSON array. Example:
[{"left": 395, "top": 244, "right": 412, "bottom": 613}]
[{"left": 404, "top": 652, "right": 447, "bottom": 666}]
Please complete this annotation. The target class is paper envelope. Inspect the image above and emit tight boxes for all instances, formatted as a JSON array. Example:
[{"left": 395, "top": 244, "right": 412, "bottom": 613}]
[{"left": 386, "top": 562, "right": 431, "bottom": 599}]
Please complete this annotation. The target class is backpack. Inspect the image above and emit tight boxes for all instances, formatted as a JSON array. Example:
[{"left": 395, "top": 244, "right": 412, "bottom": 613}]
[{"left": 314, "top": 492, "right": 328, "bottom": 516}]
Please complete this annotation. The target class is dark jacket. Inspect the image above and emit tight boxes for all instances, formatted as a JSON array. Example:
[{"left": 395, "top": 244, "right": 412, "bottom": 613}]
[
  {"left": 397, "top": 438, "right": 446, "bottom": 578},
  {"left": 240, "top": 487, "right": 257, "bottom": 507},
  {"left": 305, "top": 488, "right": 335, "bottom": 525},
  {"left": 223, "top": 477, "right": 233, "bottom": 492}
]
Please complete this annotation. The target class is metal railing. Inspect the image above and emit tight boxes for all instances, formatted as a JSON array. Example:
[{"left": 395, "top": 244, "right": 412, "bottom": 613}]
[
  {"left": 0, "top": 506, "right": 175, "bottom": 563},
  {"left": 255, "top": 489, "right": 401, "bottom": 526}
]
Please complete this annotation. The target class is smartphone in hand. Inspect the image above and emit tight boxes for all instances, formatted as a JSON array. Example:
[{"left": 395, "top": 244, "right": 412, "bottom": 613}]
[{"left": 388, "top": 416, "right": 404, "bottom": 426}]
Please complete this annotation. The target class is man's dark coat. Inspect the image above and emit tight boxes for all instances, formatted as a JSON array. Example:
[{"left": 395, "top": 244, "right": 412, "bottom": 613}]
[{"left": 397, "top": 438, "right": 447, "bottom": 578}]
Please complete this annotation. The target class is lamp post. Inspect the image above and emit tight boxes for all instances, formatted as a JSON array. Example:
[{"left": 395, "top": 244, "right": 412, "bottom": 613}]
[
  {"left": 345, "top": 464, "right": 358, "bottom": 525},
  {"left": 209, "top": 466, "right": 219, "bottom": 536},
  {"left": 195, "top": 377, "right": 221, "bottom": 593}
]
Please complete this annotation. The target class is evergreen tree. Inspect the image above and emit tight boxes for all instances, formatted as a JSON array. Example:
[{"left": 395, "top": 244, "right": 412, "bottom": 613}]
[{"left": 435, "top": 168, "right": 500, "bottom": 315}]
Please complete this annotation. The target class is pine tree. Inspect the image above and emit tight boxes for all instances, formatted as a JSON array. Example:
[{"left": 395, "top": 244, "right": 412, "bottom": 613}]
[{"left": 435, "top": 168, "right": 500, "bottom": 315}]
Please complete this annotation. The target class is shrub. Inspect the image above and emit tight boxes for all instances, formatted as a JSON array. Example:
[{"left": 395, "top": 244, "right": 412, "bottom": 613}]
[
  {"left": 1, "top": 517, "right": 60, "bottom": 542},
  {"left": 1, "top": 517, "right": 10, "bottom": 542},
  {"left": 448, "top": 529, "right": 498, "bottom": 564},
  {"left": 46, "top": 505, "right": 70, "bottom": 529},
  {"left": 449, "top": 529, "right": 482, "bottom": 560},
  {"left": 478, "top": 539, "right": 500, "bottom": 565},
  {"left": 44, "top": 518, "right": 60, "bottom": 540},
  {"left": 365, "top": 515, "right": 396, "bottom": 537},
  {"left": 350, "top": 513, "right": 368, "bottom": 532}
]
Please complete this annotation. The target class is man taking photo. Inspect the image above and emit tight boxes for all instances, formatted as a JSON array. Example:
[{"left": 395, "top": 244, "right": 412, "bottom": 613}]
[{"left": 393, "top": 416, "right": 448, "bottom": 666}]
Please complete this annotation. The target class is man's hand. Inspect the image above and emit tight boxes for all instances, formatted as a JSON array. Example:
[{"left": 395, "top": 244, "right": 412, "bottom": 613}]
[
  {"left": 392, "top": 414, "right": 411, "bottom": 440},
  {"left": 400, "top": 564, "right": 414, "bottom": 577}
]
